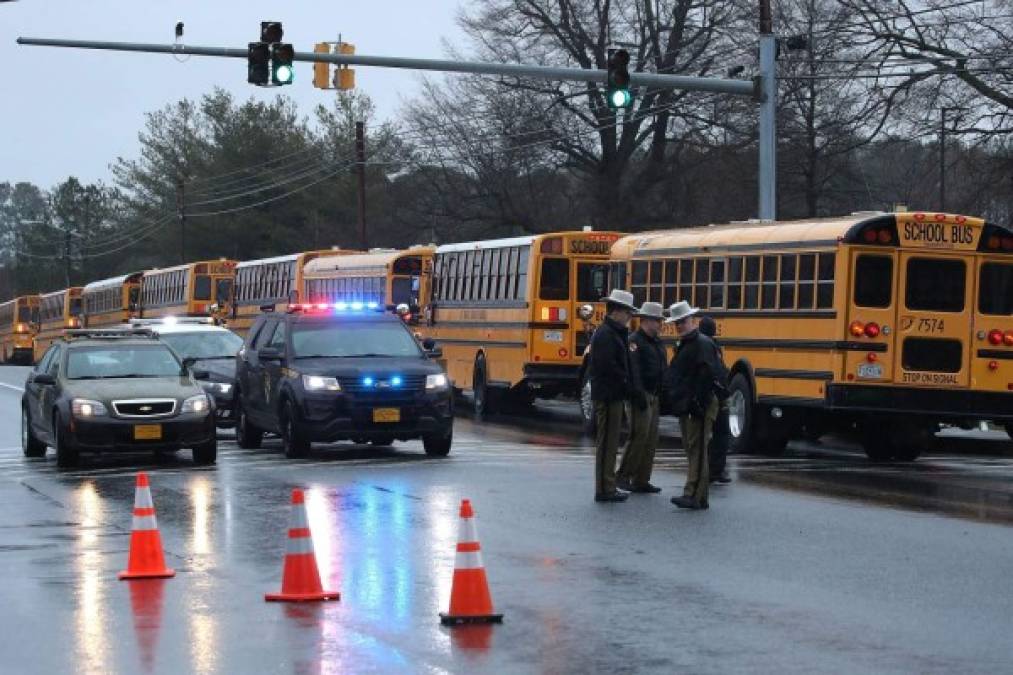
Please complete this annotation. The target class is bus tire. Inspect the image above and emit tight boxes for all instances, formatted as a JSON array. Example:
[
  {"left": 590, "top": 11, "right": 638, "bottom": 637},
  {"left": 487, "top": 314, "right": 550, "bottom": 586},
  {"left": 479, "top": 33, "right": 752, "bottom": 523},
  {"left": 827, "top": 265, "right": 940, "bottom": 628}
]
[
  {"left": 859, "top": 421, "right": 895, "bottom": 462},
  {"left": 472, "top": 354, "right": 496, "bottom": 416},
  {"left": 1005, "top": 423, "right": 1013, "bottom": 441},
  {"left": 726, "top": 373, "right": 755, "bottom": 455}
]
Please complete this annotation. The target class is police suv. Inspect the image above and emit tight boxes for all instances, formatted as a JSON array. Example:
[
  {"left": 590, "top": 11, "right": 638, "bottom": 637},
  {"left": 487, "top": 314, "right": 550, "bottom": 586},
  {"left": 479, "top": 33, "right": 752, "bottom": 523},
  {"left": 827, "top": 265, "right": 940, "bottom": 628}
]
[{"left": 234, "top": 302, "right": 453, "bottom": 458}]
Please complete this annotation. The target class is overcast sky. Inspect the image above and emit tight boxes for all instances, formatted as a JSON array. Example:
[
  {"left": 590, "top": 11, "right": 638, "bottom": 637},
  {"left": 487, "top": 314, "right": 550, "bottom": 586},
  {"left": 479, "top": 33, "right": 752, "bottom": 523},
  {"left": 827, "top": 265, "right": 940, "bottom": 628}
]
[{"left": 1, "top": 0, "right": 465, "bottom": 188}]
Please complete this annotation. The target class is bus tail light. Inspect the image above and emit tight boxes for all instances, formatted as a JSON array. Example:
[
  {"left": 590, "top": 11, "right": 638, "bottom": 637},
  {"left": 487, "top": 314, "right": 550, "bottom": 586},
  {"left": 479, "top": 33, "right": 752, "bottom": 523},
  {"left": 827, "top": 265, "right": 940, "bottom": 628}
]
[
  {"left": 1005, "top": 331, "right": 1013, "bottom": 346},
  {"left": 988, "top": 360, "right": 999, "bottom": 371},
  {"left": 864, "top": 322, "right": 881, "bottom": 338},
  {"left": 988, "top": 329, "right": 1003, "bottom": 346},
  {"left": 558, "top": 348, "right": 568, "bottom": 358},
  {"left": 867, "top": 353, "right": 878, "bottom": 363},
  {"left": 540, "top": 237, "right": 563, "bottom": 254},
  {"left": 14, "top": 323, "right": 26, "bottom": 333},
  {"left": 195, "top": 303, "right": 207, "bottom": 314},
  {"left": 541, "top": 307, "right": 567, "bottom": 322},
  {"left": 849, "top": 321, "right": 865, "bottom": 337}
]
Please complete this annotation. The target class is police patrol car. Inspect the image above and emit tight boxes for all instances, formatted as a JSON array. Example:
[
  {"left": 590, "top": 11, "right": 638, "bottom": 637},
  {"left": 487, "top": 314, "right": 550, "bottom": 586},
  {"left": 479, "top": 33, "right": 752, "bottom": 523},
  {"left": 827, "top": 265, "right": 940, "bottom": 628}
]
[
  {"left": 233, "top": 302, "right": 453, "bottom": 458},
  {"left": 128, "top": 317, "right": 243, "bottom": 429}
]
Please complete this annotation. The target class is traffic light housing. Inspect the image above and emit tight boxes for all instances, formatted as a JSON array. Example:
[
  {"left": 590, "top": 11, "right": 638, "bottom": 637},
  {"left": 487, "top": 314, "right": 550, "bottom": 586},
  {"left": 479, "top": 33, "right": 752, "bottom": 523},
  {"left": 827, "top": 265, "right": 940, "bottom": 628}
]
[
  {"left": 271, "top": 42, "right": 295, "bottom": 85},
  {"left": 313, "top": 43, "right": 331, "bottom": 89},
  {"left": 261, "top": 21, "right": 283, "bottom": 44},
  {"left": 248, "top": 42, "right": 270, "bottom": 86},
  {"left": 606, "top": 49, "right": 632, "bottom": 109}
]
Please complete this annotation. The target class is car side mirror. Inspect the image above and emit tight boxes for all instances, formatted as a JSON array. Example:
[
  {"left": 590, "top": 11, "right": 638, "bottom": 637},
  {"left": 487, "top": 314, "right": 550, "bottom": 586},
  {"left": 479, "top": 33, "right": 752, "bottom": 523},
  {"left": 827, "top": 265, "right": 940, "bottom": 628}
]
[
  {"left": 33, "top": 373, "right": 56, "bottom": 386},
  {"left": 192, "top": 369, "right": 210, "bottom": 380},
  {"left": 258, "top": 347, "right": 283, "bottom": 361},
  {"left": 422, "top": 337, "right": 436, "bottom": 350}
]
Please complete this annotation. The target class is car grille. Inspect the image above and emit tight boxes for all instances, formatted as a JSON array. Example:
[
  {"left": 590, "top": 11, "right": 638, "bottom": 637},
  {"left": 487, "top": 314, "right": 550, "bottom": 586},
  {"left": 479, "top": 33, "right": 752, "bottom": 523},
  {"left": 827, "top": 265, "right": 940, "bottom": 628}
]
[
  {"left": 337, "top": 375, "right": 426, "bottom": 406},
  {"left": 112, "top": 399, "right": 177, "bottom": 418}
]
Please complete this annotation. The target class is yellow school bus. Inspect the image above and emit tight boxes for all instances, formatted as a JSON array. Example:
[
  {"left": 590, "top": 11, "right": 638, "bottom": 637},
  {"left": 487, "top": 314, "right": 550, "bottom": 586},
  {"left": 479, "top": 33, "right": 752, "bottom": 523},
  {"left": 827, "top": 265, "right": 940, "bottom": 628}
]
[
  {"left": 0, "top": 295, "right": 40, "bottom": 365},
  {"left": 82, "top": 272, "right": 144, "bottom": 328},
  {"left": 139, "top": 260, "right": 237, "bottom": 322},
  {"left": 232, "top": 250, "right": 355, "bottom": 337},
  {"left": 35, "top": 287, "right": 84, "bottom": 357},
  {"left": 613, "top": 211, "right": 1013, "bottom": 460},
  {"left": 302, "top": 246, "right": 435, "bottom": 319},
  {"left": 423, "top": 231, "right": 620, "bottom": 414}
]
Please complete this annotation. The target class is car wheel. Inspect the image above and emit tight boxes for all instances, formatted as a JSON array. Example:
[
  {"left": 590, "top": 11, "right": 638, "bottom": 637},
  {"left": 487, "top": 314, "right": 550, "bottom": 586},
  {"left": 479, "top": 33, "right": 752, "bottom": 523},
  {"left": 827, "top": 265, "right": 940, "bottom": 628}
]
[
  {"left": 235, "top": 395, "right": 262, "bottom": 450},
  {"left": 281, "top": 400, "right": 310, "bottom": 459},
  {"left": 54, "top": 413, "right": 79, "bottom": 468},
  {"left": 21, "top": 407, "right": 46, "bottom": 458},
  {"left": 193, "top": 433, "right": 217, "bottom": 466},
  {"left": 472, "top": 354, "right": 496, "bottom": 417},
  {"left": 579, "top": 370, "right": 596, "bottom": 435},
  {"left": 423, "top": 427, "right": 452, "bottom": 456}
]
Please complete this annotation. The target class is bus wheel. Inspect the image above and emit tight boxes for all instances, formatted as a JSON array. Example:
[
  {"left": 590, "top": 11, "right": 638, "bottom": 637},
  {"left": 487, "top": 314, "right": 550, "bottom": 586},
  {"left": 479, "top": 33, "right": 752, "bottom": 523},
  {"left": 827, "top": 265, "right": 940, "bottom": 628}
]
[
  {"left": 726, "top": 373, "right": 755, "bottom": 455},
  {"left": 1005, "top": 423, "right": 1013, "bottom": 441},
  {"left": 859, "top": 421, "right": 895, "bottom": 462},
  {"left": 472, "top": 355, "right": 496, "bottom": 416},
  {"left": 579, "top": 371, "right": 595, "bottom": 434}
]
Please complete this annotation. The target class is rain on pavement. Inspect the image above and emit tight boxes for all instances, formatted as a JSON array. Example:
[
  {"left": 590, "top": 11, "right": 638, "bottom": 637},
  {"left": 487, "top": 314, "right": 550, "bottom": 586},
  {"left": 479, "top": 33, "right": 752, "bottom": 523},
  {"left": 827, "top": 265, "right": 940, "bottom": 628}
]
[{"left": 0, "top": 365, "right": 1012, "bottom": 674}]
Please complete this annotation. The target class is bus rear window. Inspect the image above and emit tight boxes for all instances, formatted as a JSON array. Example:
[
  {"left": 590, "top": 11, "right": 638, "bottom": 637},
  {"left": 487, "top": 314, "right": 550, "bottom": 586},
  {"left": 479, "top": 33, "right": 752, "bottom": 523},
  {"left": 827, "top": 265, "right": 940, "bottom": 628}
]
[
  {"left": 577, "top": 263, "right": 609, "bottom": 302},
  {"left": 853, "top": 255, "right": 893, "bottom": 308},
  {"left": 194, "top": 275, "right": 213, "bottom": 301},
  {"left": 69, "top": 298, "right": 83, "bottom": 316},
  {"left": 905, "top": 258, "right": 964, "bottom": 312},
  {"left": 539, "top": 258, "right": 569, "bottom": 301},
  {"left": 979, "top": 263, "right": 1013, "bottom": 315},
  {"left": 17, "top": 307, "right": 31, "bottom": 322}
]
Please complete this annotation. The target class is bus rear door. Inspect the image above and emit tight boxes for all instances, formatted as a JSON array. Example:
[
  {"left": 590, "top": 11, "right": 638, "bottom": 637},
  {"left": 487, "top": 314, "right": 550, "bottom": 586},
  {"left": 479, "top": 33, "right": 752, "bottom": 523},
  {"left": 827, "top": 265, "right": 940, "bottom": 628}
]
[
  {"left": 845, "top": 249, "right": 898, "bottom": 384},
  {"left": 895, "top": 252, "right": 973, "bottom": 388}
]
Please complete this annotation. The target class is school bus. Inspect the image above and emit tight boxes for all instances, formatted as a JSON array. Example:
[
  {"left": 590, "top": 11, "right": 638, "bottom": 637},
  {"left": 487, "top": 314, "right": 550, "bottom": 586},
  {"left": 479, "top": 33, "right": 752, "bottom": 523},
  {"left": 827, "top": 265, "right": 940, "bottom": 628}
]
[
  {"left": 0, "top": 295, "right": 40, "bottom": 365},
  {"left": 35, "top": 287, "right": 84, "bottom": 357},
  {"left": 82, "top": 272, "right": 144, "bottom": 328},
  {"left": 232, "top": 250, "right": 355, "bottom": 336},
  {"left": 139, "top": 260, "right": 237, "bottom": 322},
  {"left": 423, "top": 231, "right": 620, "bottom": 414},
  {"left": 302, "top": 246, "right": 435, "bottom": 318},
  {"left": 612, "top": 211, "right": 1013, "bottom": 461}
]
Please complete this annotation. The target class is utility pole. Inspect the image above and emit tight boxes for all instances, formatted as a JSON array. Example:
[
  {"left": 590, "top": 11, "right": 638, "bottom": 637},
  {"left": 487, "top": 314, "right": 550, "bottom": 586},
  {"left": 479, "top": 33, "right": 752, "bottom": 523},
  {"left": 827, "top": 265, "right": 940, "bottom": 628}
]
[
  {"left": 355, "top": 121, "right": 367, "bottom": 250},
  {"left": 939, "top": 107, "right": 961, "bottom": 213},
  {"left": 758, "top": 0, "right": 777, "bottom": 221}
]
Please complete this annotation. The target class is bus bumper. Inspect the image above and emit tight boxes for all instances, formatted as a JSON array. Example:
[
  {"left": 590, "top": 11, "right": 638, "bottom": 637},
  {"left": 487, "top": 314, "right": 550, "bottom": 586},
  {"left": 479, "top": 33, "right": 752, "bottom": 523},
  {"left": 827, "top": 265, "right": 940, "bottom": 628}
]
[{"left": 827, "top": 384, "right": 1013, "bottom": 423}]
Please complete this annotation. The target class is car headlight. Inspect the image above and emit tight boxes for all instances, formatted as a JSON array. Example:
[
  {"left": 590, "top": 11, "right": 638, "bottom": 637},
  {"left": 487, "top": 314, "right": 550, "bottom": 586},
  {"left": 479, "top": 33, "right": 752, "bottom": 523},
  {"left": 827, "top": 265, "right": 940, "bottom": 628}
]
[
  {"left": 181, "top": 394, "right": 211, "bottom": 414},
  {"left": 72, "top": 399, "right": 108, "bottom": 418},
  {"left": 303, "top": 374, "right": 341, "bottom": 392},
  {"left": 200, "top": 381, "right": 233, "bottom": 395},
  {"left": 425, "top": 373, "right": 449, "bottom": 390}
]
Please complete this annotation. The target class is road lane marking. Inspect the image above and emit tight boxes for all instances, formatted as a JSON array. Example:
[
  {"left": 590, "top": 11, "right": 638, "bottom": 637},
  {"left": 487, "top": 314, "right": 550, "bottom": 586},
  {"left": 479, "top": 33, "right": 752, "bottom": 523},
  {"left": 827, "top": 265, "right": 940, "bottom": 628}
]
[{"left": 0, "top": 382, "right": 24, "bottom": 393}]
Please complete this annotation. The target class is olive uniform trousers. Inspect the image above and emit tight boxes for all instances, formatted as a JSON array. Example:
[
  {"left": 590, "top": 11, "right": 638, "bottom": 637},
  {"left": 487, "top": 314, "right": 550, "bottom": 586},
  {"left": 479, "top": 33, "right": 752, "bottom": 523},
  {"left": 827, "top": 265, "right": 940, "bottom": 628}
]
[
  {"left": 679, "top": 398, "right": 719, "bottom": 503},
  {"left": 617, "top": 393, "right": 660, "bottom": 487},
  {"left": 594, "top": 400, "right": 625, "bottom": 497}
]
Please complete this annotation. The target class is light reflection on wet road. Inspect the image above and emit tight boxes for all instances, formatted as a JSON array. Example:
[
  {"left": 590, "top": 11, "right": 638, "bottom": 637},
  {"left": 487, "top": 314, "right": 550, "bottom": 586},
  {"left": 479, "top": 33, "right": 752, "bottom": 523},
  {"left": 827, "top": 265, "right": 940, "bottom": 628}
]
[{"left": 1, "top": 366, "right": 1013, "bottom": 673}]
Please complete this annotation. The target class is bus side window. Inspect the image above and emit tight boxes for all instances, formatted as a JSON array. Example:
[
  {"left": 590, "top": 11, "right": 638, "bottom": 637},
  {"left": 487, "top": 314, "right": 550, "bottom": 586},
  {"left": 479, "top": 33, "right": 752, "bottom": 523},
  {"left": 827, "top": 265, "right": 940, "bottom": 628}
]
[
  {"left": 798, "top": 254, "right": 816, "bottom": 309},
  {"left": 744, "top": 256, "right": 760, "bottom": 309},
  {"left": 631, "top": 261, "right": 648, "bottom": 306},
  {"left": 727, "top": 257, "right": 743, "bottom": 310},
  {"left": 663, "top": 260, "right": 678, "bottom": 306},
  {"left": 679, "top": 259, "right": 693, "bottom": 304},
  {"left": 779, "top": 254, "right": 797, "bottom": 310},
  {"left": 817, "top": 253, "right": 836, "bottom": 309},
  {"left": 517, "top": 248, "right": 530, "bottom": 300}
]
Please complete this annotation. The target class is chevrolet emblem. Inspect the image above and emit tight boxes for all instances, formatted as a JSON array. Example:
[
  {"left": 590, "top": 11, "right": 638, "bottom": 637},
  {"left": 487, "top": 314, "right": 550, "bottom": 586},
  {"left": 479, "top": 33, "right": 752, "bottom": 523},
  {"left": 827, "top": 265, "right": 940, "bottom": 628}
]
[{"left": 139, "top": 405, "right": 153, "bottom": 412}]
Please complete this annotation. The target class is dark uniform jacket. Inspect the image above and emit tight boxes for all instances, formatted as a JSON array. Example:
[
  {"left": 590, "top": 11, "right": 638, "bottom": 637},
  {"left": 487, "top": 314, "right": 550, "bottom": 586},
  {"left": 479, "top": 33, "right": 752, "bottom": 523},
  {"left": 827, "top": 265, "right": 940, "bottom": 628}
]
[
  {"left": 664, "top": 329, "right": 724, "bottom": 417},
  {"left": 629, "top": 329, "right": 667, "bottom": 406},
  {"left": 589, "top": 316, "right": 631, "bottom": 403}
]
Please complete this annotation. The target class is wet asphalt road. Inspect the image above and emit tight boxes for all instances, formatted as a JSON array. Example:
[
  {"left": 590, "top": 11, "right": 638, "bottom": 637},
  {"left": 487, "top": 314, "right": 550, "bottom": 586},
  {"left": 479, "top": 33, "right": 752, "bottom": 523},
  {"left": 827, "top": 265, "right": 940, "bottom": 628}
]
[{"left": 1, "top": 365, "right": 1012, "bottom": 674}]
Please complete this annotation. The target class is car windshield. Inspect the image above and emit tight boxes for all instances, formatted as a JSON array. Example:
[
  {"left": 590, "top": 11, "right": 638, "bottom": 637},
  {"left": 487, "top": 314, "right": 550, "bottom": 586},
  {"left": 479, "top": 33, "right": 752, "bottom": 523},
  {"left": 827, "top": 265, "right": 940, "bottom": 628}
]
[
  {"left": 66, "top": 345, "right": 182, "bottom": 380},
  {"left": 292, "top": 322, "right": 422, "bottom": 359},
  {"left": 159, "top": 331, "right": 243, "bottom": 360}
]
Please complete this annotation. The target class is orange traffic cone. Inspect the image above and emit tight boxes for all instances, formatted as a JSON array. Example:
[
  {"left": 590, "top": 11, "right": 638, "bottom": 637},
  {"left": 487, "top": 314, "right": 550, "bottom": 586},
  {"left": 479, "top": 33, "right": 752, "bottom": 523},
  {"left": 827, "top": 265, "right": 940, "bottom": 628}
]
[
  {"left": 440, "top": 499, "right": 503, "bottom": 625},
  {"left": 265, "top": 489, "right": 340, "bottom": 602},
  {"left": 119, "top": 472, "right": 175, "bottom": 580}
]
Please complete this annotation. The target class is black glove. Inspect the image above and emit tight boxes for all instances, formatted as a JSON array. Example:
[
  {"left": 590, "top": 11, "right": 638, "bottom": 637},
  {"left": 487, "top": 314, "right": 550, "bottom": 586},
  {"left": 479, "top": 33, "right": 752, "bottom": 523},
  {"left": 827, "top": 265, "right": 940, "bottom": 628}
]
[{"left": 633, "top": 391, "right": 648, "bottom": 411}]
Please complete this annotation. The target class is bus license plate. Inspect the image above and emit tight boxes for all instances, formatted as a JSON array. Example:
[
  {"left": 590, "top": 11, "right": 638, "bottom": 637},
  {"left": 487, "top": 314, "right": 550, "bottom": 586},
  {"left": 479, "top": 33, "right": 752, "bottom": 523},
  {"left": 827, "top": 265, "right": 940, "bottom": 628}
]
[
  {"left": 134, "top": 424, "right": 162, "bottom": 440},
  {"left": 857, "top": 363, "right": 883, "bottom": 379},
  {"left": 373, "top": 408, "right": 400, "bottom": 423},
  {"left": 543, "top": 330, "right": 564, "bottom": 343}
]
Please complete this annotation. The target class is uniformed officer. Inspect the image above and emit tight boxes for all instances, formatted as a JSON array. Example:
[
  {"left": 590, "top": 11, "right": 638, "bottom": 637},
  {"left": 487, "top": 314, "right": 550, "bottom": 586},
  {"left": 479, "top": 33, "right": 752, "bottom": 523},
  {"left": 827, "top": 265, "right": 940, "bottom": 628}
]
[
  {"left": 664, "top": 301, "right": 723, "bottom": 510},
  {"left": 617, "top": 301, "right": 667, "bottom": 494},
  {"left": 699, "top": 316, "right": 732, "bottom": 484},
  {"left": 590, "top": 289, "right": 638, "bottom": 503}
]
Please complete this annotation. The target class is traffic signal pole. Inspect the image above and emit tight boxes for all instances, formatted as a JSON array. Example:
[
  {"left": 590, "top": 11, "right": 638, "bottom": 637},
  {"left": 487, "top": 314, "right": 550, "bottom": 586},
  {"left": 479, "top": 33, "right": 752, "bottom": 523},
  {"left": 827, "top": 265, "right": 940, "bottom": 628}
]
[{"left": 17, "top": 35, "right": 777, "bottom": 220}]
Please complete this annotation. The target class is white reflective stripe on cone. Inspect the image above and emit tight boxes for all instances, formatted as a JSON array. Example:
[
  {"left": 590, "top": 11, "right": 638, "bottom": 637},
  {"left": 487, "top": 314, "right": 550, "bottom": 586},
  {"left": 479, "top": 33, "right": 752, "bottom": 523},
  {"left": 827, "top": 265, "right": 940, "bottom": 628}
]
[
  {"left": 135, "top": 487, "right": 154, "bottom": 509},
  {"left": 457, "top": 517, "right": 478, "bottom": 545},
  {"left": 286, "top": 536, "right": 315, "bottom": 555},
  {"left": 291, "top": 505, "right": 310, "bottom": 530},
  {"left": 132, "top": 515, "right": 158, "bottom": 531},
  {"left": 454, "top": 550, "right": 484, "bottom": 570}
]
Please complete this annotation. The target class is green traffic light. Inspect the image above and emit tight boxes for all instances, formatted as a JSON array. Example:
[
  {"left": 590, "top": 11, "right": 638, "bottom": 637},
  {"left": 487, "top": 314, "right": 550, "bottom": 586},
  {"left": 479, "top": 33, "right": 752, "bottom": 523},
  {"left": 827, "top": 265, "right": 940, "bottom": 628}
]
[
  {"left": 274, "top": 64, "right": 294, "bottom": 84},
  {"left": 610, "top": 89, "right": 632, "bottom": 109}
]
